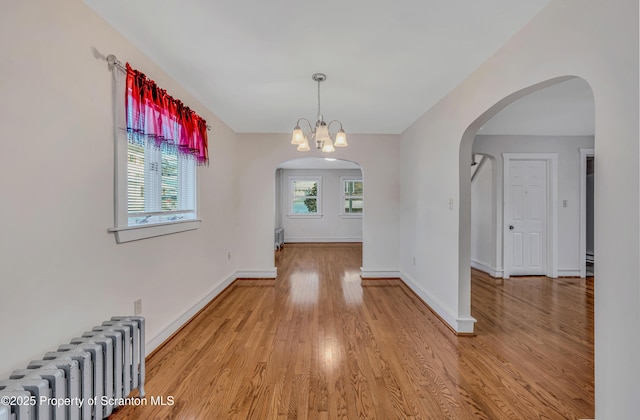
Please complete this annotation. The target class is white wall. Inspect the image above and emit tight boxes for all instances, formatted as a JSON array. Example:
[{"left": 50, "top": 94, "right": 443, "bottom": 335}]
[
  {"left": 470, "top": 158, "right": 496, "bottom": 275},
  {"left": 0, "top": 0, "right": 238, "bottom": 378},
  {"left": 278, "top": 169, "right": 363, "bottom": 242},
  {"left": 400, "top": 0, "right": 638, "bottom": 417},
  {"left": 472, "top": 135, "right": 595, "bottom": 277},
  {"left": 235, "top": 133, "right": 400, "bottom": 277}
]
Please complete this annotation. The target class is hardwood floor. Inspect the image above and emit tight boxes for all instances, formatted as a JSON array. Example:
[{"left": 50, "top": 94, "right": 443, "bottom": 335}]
[{"left": 110, "top": 243, "right": 594, "bottom": 419}]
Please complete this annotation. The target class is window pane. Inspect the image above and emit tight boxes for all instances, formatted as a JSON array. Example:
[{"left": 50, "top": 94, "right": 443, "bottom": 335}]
[
  {"left": 179, "top": 154, "right": 196, "bottom": 211},
  {"left": 344, "top": 180, "right": 363, "bottom": 197},
  {"left": 161, "top": 149, "right": 178, "bottom": 211},
  {"left": 293, "top": 180, "right": 317, "bottom": 197},
  {"left": 127, "top": 142, "right": 197, "bottom": 225},
  {"left": 344, "top": 199, "right": 363, "bottom": 213},
  {"left": 127, "top": 143, "right": 145, "bottom": 213},
  {"left": 352, "top": 181, "right": 363, "bottom": 196},
  {"left": 293, "top": 197, "right": 317, "bottom": 214}
]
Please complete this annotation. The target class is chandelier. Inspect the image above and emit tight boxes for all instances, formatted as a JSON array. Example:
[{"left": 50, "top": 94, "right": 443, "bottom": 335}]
[{"left": 291, "top": 73, "right": 347, "bottom": 152}]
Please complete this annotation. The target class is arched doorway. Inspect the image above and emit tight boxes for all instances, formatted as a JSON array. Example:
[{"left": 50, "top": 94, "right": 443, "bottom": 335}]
[
  {"left": 458, "top": 76, "right": 595, "bottom": 318},
  {"left": 461, "top": 75, "right": 595, "bottom": 414},
  {"left": 274, "top": 157, "right": 364, "bottom": 261},
  {"left": 465, "top": 76, "right": 595, "bottom": 281}
]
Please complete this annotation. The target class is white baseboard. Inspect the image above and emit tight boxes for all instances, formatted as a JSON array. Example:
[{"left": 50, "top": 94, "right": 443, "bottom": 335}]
[
  {"left": 360, "top": 268, "right": 402, "bottom": 278},
  {"left": 400, "top": 272, "right": 476, "bottom": 334},
  {"left": 236, "top": 268, "right": 278, "bottom": 278},
  {"left": 471, "top": 260, "right": 503, "bottom": 278},
  {"left": 146, "top": 271, "right": 237, "bottom": 355},
  {"left": 148, "top": 265, "right": 486, "bottom": 357},
  {"left": 285, "top": 237, "right": 362, "bottom": 243},
  {"left": 147, "top": 267, "right": 277, "bottom": 354}
]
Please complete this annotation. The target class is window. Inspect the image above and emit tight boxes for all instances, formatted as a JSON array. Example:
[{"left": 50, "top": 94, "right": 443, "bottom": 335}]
[
  {"left": 289, "top": 176, "right": 322, "bottom": 218},
  {"left": 341, "top": 177, "right": 363, "bottom": 216},
  {"left": 126, "top": 141, "right": 196, "bottom": 226},
  {"left": 109, "top": 61, "right": 205, "bottom": 243}
]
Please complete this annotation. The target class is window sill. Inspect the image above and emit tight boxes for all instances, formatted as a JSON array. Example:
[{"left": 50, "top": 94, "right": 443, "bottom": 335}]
[
  {"left": 287, "top": 214, "right": 323, "bottom": 219},
  {"left": 108, "top": 219, "right": 201, "bottom": 243}
]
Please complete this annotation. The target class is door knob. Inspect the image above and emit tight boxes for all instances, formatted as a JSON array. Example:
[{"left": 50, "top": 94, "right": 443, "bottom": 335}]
[{"left": 509, "top": 225, "right": 514, "bottom": 230}]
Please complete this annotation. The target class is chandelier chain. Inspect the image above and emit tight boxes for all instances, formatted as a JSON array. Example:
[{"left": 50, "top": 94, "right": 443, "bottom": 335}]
[{"left": 317, "top": 79, "right": 321, "bottom": 119}]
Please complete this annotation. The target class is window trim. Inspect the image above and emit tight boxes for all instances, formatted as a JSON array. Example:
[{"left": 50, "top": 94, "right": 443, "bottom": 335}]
[
  {"left": 340, "top": 176, "right": 363, "bottom": 218},
  {"left": 110, "top": 137, "right": 201, "bottom": 243},
  {"left": 108, "top": 219, "right": 201, "bottom": 243},
  {"left": 287, "top": 176, "right": 323, "bottom": 218}
]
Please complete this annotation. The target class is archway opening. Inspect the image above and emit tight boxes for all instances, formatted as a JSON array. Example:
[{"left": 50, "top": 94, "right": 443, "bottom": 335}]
[
  {"left": 273, "top": 157, "right": 364, "bottom": 262},
  {"left": 460, "top": 75, "right": 595, "bottom": 416}
]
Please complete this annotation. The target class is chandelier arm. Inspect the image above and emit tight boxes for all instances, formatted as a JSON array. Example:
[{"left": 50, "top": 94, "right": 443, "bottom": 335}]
[
  {"left": 326, "top": 120, "right": 344, "bottom": 135},
  {"left": 296, "top": 118, "right": 315, "bottom": 134}
]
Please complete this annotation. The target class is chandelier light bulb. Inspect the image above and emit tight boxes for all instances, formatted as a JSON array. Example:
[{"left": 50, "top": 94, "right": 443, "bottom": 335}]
[
  {"left": 322, "top": 138, "right": 335, "bottom": 153},
  {"left": 297, "top": 136, "right": 310, "bottom": 151},
  {"left": 334, "top": 129, "right": 347, "bottom": 147},
  {"left": 291, "top": 126, "right": 304, "bottom": 145}
]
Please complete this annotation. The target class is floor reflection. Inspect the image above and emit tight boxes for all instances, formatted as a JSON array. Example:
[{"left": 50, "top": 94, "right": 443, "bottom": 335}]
[
  {"left": 341, "top": 269, "right": 363, "bottom": 306},
  {"left": 288, "top": 270, "right": 319, "bottom": 305},
  {"left": 322, "top": 336, "right": 341, "bottom": 373}
]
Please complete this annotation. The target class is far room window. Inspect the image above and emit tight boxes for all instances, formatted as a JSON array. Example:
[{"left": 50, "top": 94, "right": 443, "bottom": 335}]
[
  {"left": 341, "top": 177, "right": 363, "bottom": 216},
  {"left": 289, "top": 176, "right": 322, "bottom": 217}
]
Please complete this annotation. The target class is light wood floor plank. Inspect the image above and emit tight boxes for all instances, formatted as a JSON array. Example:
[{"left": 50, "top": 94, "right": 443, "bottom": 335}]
[{"left": 110, "top": 243, "right": 594, "bottom": 419}]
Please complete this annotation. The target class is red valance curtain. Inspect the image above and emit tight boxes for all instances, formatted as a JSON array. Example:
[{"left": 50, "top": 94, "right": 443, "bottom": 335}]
[{"left": 125, "top": 63, "right": 209, "bottom": 165}]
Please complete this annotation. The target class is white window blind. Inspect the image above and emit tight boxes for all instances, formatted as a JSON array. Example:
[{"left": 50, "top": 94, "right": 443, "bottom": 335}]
[{"left": 126, "top": 141, "right": 196, "bottom": 226}]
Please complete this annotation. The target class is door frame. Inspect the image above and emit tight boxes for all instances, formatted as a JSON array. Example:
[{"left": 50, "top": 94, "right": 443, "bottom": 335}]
[
  {"left": 502, "top": 153, "right": 558, "bottom": 279},
  {"left": 579, "top": 148, "right": 595, "bottom": 278}
]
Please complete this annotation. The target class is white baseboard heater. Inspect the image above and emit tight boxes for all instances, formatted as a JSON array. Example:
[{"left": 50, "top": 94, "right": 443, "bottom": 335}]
[{"left": 0, "top": 316, "right": 145, "bottom": 419}]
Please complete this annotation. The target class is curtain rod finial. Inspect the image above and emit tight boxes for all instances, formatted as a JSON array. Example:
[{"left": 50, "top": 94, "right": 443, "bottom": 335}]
[{"left": 107, "top": 54, "right": 118, "bottom": 70}]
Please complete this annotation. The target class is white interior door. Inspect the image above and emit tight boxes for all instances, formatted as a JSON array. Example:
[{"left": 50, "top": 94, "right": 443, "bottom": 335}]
[{"left": 507, "top": 160, "right": 547, "bottom": 276}]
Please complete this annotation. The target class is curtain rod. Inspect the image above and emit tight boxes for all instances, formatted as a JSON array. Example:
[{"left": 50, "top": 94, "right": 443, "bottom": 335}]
[
  {"left": 106, "top": 54, "right": 211, "bottom": 131},
  {"left": 106, "top": 54, "right": 126, "bottom": 73}
]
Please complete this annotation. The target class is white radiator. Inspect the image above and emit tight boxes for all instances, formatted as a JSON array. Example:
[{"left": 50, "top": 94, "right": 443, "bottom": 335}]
[
  {"left": 275, "top": 227, "right": 284, "bottom": 250},
  {"left": 0, "top": 316, "right": 145, "bottom": 419}
]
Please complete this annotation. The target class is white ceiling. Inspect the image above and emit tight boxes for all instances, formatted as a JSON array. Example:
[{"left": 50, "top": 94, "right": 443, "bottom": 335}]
[{"left": 84, "top": 0, "right": 552, "bottom": 134}]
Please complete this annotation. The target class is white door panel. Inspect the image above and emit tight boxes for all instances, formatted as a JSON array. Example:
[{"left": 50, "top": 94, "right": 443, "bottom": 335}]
[{"left": 508, "top": 160, "right": 547, "bottom": 276}]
